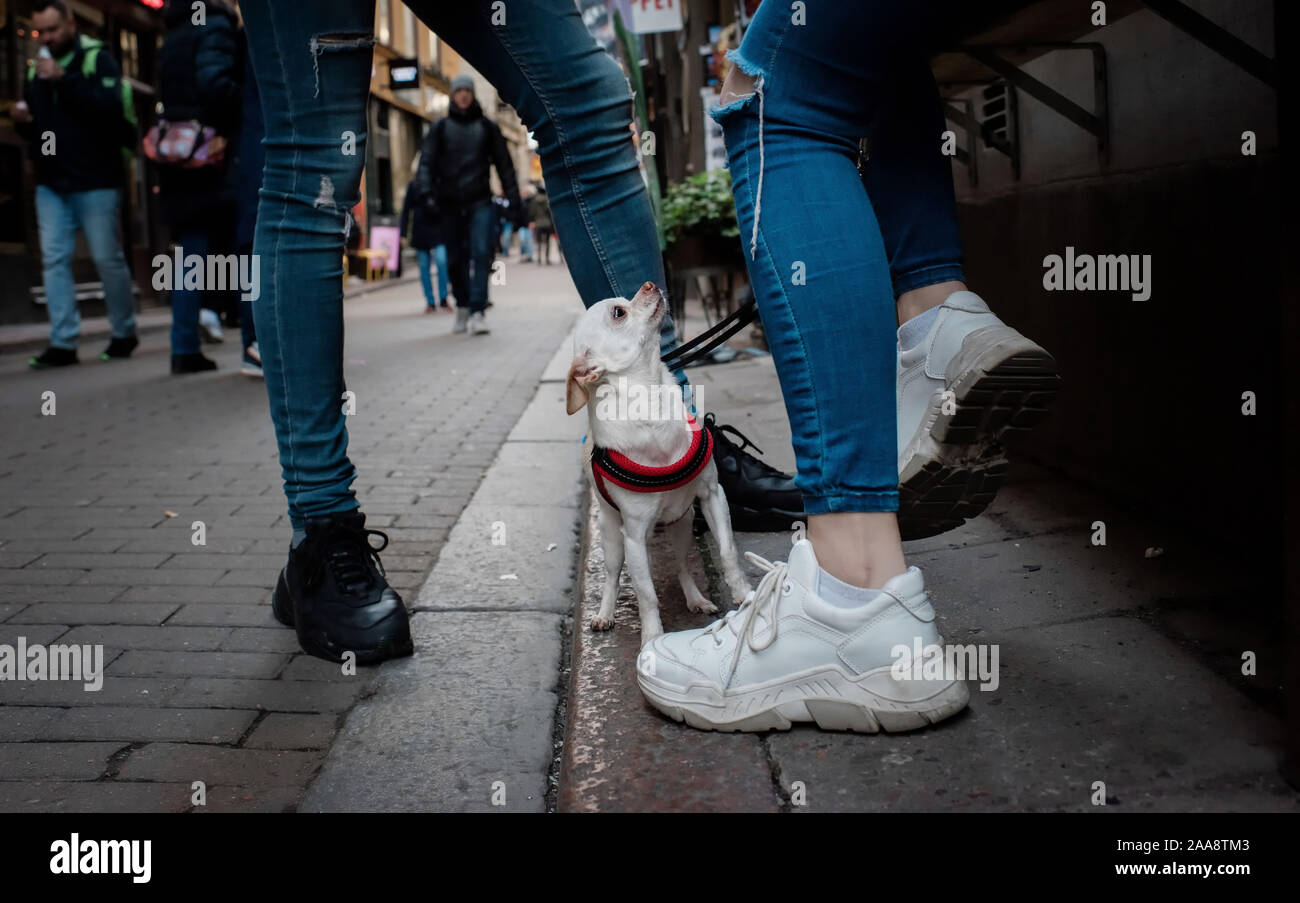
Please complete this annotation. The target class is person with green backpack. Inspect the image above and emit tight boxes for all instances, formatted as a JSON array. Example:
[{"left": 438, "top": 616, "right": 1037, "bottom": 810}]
[{"left": 13, "top": 0, "right": 139, "bottom": 369}]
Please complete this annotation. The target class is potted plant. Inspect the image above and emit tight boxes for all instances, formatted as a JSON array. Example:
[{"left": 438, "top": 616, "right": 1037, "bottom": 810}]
[{"left": 662, "top": 170, "right": 744, "bottom": 270}]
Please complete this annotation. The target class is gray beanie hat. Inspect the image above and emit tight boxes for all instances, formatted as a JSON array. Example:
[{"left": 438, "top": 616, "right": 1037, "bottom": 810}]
[{"left": 450, "top": 74, "right": 475, "bottom": 94}]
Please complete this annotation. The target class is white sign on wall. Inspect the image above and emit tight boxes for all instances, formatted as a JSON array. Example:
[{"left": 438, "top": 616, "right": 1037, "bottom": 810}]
[
  {"left": 702, "top": 88, "right": 727, "bottom": 172},
  {"left": 629, "top": 0, "right": 684, "bottom": 34}
]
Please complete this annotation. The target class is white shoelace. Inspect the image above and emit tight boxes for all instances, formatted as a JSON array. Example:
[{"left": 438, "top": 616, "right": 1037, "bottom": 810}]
[{"left": 703, "top": 550, "right": 791, "bottom": 689}]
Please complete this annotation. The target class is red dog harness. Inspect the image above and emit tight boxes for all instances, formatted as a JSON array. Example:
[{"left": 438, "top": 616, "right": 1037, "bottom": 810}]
[{"left": 590, "top": 415, "right": 714, "bottom": 513}]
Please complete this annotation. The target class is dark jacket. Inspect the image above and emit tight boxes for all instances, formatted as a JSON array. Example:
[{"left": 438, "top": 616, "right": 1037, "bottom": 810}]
[
  {"left": 155, "top": 0, "right": 242, "bottom": 229},
  {"left": 399, "top": 185, "right": 441, "bottom": 250},
  {"left": 17, "top": 34, "right": 130, "bottom": 193},
  {"left": 528, "top": 190, "right": 553, "bottom": 231},
  {"left": 414, "top": 99, "right": 522, "bottom": 217}
]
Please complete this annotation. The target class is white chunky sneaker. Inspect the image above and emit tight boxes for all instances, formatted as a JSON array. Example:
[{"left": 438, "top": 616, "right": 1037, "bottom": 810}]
[
  {"left": 636, "top": 538, "right": 969, "bottom": 733},
  {"left": 467, "top": 311, "right": 490, "bottom": 335},
  {"left": 896, "top": 291, "right": 1059, "bottom": 540},
  {"left": 452, "top": 307, "right": 470, "bottom": 334},
  {"left": 199, "top": 308, "right": 225, "bottom": 344}
]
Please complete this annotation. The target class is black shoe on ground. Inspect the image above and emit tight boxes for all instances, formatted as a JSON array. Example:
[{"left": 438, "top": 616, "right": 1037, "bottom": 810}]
[
  {"left": 28, "top": 346, "right": 79, "bottom": 369},
  {"left": 271, "top": 510, "right": 413, "bottom": 664},
  {"left": 700, "top": 412, "right": 804, "bottom": 533},
  {"left": 170, "top": 353, "right": 217, "bottom": 374},
  {"left": 100, "top": 334, "right": 139, "bottom": 361}
]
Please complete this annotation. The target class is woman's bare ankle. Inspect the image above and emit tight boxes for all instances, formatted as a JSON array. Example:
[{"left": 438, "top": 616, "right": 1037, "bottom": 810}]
[
  {"left": 807, "top": 512, "right": 907, "bottom": 590},
  {"left": 897, "top": 280, "right": 967, "bottom": 326}
]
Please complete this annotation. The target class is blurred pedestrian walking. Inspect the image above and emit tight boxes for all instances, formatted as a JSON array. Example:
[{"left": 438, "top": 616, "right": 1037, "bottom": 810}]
[
  {"left": 414, "top": 74, "right": 525, "bottom": 336},
  {"left": 529, "top": 183, "right": 557, "bottom": 265},
  {"left": 152, "top": 0, "right": 242, "bottom": 374},
  {"left": 400, "top": 172, "right": 450, "bottom": 314},
  {"left": 516, "top": 183, "right": 537, "bottom": 262},
  {"left": 14, "top": 0, "right": 139, "bottom": 369}
]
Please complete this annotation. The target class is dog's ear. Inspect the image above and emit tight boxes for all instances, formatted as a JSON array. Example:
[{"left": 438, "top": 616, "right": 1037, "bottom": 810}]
[{"left": 565, "top": 356, "right": 602, "bottom": 415}]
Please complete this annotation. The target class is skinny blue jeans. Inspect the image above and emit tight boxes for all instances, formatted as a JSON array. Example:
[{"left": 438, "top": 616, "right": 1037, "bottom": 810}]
[
  {"left": 416, "top": 245, "right": 448, "bottom": 307},
  {"left": 440, "top": 200, "right": 497, "bottom": 313},
  {"left": 502, "top": 221, "right": 535, "bottom": 258},
  {"left": 242, "top": 0, "right": 677, "bottom": 529},
  {"left": 712, "top": 0, "right": 966, "bottom": 515},
  {"left": 35, "top": 186, "right": 136, "bottom": 350}
]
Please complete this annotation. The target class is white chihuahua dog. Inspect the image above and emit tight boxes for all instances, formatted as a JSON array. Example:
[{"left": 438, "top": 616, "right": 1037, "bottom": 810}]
[{"left": 566, "top": 282, "right": 752, "bottom": 643}]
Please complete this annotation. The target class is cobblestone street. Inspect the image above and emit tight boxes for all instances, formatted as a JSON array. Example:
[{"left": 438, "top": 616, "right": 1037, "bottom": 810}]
[{"left": 0, "top": 263, "right": 579, "bottom": 812}]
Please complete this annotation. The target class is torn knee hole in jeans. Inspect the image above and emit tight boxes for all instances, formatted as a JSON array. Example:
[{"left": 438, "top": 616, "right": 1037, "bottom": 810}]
[
  {"left": 719, "top": 67, "right": 760, "bottom": 108},
  {"left": 313, "top": 176, "right": 353, "bottom": 236},
  {"left": 308, "top": 32, "right": 375, "bottom": 98},
  {"left": 715, "top": 63, "right": 767, "bottom": 261},
  {"left": 310, "top": 32, "right": 374, "bottom": 51}
]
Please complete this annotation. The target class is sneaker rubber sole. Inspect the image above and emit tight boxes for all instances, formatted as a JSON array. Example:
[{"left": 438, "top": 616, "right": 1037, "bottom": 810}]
[
  {"left": 28, "top": 357, "right": 78, "bottom": 369},
  {"left": 272, "top": 569, "right": 414, "bottom": 665},
  {"left": 898, "top": 325, "right": 1060, "bottom": 541},
  {"left": 638, "top": 664, "right": 970, "bottom": 733}
]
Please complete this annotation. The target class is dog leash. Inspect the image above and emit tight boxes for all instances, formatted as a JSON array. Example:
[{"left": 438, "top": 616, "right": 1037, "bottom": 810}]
[{"left": 659, "top": 295, "right": 759, "bottom": 371}]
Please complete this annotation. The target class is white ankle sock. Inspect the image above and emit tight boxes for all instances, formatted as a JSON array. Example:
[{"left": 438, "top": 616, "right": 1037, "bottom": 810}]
[
  {"left": 815, "top": 566, "right": 877, "bottom": 608},
  {"left": 897, "top": 305, "right": 941, "bottom": 351}
]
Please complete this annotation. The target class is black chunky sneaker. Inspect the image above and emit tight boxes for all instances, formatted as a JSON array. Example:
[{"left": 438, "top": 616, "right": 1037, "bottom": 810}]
[
  {"left": 101, "top": 334, "right": 139, "bottom": 360},
  {"left": 271, "top": 510, "right": 413, "bottom": 664},
  {"left": 28, "top": 346, "right": 78, "bottom": 369},
  {"left": 700, "top": 412, "right": 804, "bottom": 533},
  {"left": 171, "top": 353, "right": 217, "bottom": 374}
]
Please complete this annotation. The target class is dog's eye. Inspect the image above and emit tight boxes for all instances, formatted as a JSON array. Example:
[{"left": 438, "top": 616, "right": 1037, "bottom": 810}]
[{"left": 611, "top": 306, "right": 626, "bottom": 320}]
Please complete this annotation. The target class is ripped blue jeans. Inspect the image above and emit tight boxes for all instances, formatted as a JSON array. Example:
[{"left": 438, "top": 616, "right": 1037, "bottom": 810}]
[
  {"left": 711, "top": 0, "right": 966, "bottom": 515},
  {"left": 241, "top": 0, "right": 675, "bottom": 530}
]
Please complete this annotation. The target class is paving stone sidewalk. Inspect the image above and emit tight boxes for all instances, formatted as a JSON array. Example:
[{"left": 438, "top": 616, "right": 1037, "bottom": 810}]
[
  {"left": 0, "top": 260, "right": 576, "bottom": 812},
  {"left": 559, "top": 355, "right": 1299, "bottom": 812},
  {"left": 0, "top": 273, "right": 419, "bottom": 356},
  {"left": 299, "top": 338, "right": 586, "bottom": 812}
]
